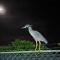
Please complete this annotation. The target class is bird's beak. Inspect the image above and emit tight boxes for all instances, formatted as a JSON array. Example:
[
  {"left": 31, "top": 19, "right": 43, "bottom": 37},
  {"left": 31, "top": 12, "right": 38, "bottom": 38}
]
[{"left": 21, "top": 27, "right": 25, "bottom": 29}]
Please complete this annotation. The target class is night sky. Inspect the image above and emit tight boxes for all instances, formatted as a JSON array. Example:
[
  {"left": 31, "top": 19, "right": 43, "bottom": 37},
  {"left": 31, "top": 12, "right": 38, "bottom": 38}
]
[{"left": 0, "top": 0, "right": 58, "bottom": 48}]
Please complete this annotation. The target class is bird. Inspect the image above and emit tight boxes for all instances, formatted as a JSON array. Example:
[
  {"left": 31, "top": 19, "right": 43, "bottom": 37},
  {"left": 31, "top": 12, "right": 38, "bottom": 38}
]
[{"left": 21, "top": 24, "right": 48, "bottom": 51}]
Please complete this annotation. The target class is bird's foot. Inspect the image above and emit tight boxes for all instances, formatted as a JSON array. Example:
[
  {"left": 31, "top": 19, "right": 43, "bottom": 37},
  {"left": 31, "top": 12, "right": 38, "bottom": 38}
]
[
  {"left": 35, "top": 49, "right": 37, "bottom": 51},
  {"left": 38, "top": 50, "right": 41, "bottom": 52},
  {"left": 39, "top": 50, "right": 40, "bottom": 52}
]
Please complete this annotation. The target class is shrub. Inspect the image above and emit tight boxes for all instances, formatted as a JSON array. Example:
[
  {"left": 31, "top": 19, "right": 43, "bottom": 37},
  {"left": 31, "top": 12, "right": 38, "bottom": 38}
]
[{"left": 0, "top": 39, "right": 49, "bottom": 51}]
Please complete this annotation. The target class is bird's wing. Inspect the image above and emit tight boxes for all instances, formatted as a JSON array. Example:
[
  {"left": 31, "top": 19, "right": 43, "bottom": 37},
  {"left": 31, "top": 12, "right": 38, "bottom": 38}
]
[
  {"left": 30, "top": 30, "right": 43, "bottom": 39},
  {"left": 32, "top": 31, "right": 48, "bottom": 44},
  {"left": 33, "top": 31, "right": 43, "bottom": 38}
]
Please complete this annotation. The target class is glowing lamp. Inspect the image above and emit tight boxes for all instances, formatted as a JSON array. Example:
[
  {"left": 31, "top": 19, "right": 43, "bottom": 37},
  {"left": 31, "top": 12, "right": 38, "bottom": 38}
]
[{"left": 0, "top": 5, "right": 6, "bottom": 15}]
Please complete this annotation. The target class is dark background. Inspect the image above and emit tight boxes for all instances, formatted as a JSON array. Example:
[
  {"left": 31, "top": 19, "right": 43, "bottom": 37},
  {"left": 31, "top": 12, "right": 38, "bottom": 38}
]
[{"left": 0, "top": 0, "right": 58, "bottom": 48}]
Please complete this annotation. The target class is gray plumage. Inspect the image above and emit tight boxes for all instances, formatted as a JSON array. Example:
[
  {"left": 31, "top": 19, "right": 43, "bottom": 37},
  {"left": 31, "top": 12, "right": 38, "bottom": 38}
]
[{"left": 21, "top": 24, "right": 48, "bottom": 51}]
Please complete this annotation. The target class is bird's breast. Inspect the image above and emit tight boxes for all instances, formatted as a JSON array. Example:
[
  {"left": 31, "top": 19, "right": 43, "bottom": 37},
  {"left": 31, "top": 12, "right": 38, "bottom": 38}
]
[{"left": 29, "top": 31, "right": 37, "bottom": 39}]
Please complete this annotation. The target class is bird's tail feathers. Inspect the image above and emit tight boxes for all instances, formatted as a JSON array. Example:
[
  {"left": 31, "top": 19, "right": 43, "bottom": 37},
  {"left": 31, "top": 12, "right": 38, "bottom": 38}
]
[{"left": 44, "top": 40, "right": 48, "bottom": 44}]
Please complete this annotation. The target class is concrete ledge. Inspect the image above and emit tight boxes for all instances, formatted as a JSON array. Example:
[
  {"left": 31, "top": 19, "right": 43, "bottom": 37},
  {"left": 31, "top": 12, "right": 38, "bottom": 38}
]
[{"left": 0, "top": 50, "right": 60, "bottom": 54}]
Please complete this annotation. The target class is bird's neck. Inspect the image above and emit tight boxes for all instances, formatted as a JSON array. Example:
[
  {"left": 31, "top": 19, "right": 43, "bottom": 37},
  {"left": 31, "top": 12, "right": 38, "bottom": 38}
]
[{"left": 28, "top": 27, "right": 33, "bottom": 33}]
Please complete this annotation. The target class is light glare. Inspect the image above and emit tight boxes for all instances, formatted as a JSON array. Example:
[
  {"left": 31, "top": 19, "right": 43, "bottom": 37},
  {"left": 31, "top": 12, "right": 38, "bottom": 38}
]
[{"left": 0, "top": 5, "right": 6, "bottom": 15}]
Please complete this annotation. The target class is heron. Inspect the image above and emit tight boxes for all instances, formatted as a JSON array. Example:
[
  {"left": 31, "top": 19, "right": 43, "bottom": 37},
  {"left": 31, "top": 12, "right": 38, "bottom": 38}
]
[{"left": 21, "top": 24, "right": 48, "bottom": 51}]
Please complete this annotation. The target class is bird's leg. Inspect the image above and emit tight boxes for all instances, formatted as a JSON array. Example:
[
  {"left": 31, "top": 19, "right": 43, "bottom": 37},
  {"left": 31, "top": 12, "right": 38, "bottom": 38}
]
[
  {"left": 39, "top": 41, "right": 41, "bottom": 51},
  {"left": 35, "top": 41, "right": 38, "bottom": 51}
]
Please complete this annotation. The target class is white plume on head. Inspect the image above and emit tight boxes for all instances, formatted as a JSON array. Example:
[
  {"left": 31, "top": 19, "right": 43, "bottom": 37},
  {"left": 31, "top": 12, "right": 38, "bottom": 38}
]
[
  {"left": 22, "top": 24, "right": 32, "bottom": 29},
  {"left": 25, "top": 24, "right": 32, "bottom": 27}
]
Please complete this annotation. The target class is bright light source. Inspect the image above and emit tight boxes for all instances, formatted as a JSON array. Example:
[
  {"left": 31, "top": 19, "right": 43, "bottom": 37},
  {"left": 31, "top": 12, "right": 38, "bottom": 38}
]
[{"left": 0, "top": 5, "right": 6, "bottom": 15}]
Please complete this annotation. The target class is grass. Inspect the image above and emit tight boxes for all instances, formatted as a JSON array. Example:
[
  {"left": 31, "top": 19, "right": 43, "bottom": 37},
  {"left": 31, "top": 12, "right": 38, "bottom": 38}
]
[{"left": 0, "top": 39, "right": 49, "bottom": 52}]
